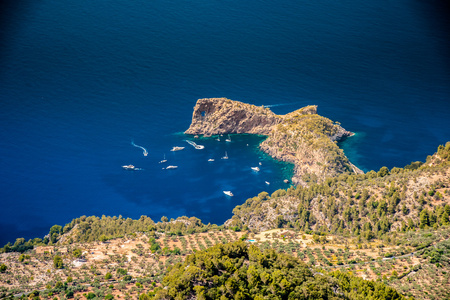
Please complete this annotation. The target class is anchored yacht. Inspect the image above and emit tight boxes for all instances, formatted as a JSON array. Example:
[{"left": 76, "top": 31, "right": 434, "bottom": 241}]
[
  {"left": 170, "top": 146, "right": 185, "bottom": 151},
  {"left": 122, "top": 164, "right": 136, "bottom": 170},
  {"left": 223, "top": 191, "right": 234, "bottom": 197}
]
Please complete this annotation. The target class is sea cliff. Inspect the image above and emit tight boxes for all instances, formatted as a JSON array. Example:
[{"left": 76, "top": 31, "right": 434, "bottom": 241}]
[{"left": 185, "top": 98, "right": 362, "bottom": 185}]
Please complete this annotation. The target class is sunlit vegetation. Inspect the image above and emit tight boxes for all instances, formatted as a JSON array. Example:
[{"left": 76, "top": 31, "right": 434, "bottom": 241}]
[
  {"left": 146, "top": 240, "right": 407, "bottom": 300},
  {"left": 228, "top": 143, "right": 450, "bottom": 242}
]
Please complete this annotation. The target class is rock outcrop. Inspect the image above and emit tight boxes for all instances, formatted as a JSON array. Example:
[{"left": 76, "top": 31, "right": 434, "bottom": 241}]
[
  {"left": 185, "top": 98, "right": 363, "bottom": 185},
  {"left": 185, "top": 98, "right": 282, "bottom": 136}
]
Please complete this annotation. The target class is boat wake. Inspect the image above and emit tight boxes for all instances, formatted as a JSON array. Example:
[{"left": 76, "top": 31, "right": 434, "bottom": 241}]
[
  {"left": 264, "top": 102, "right": 302, "bottom": 108},
  {"left": 185, "top": 140, "right": 205, "bottom": 149},
  {"left": 131, "top": 140, "right": 148, "bottom": 156}
]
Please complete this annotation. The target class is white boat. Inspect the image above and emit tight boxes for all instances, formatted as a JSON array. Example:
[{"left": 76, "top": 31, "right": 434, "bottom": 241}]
[
  {"left": 165, "top": 165, "right": 178, "bottom": 169},
  {"left": 225, "top": 134, "right": 231, "bottom": 142},
  {"left": 170, "top": 146, "right": 185, "bottom": 151},
  {"left": 186, "top": 140, "right": 205, "bottom": 150},
  {"left": 159, "top": 154, "right": 167, "bottom": 163},
  {"left": 223, "top": 191, "right": 234, "bottom": 197},
  {"left": 251, "top": 167, "right": 260, "bottom": 172},
  {"left": 259, "top": 162, "right": 262, "bottom": 166},
  {"left": 265, "top": 181, "right": 270, "bottom": 185},
  {"left": 122, "top": 164, "right": 136, "bottom": 170},
  {"left": 216, "top": 136, "right": 220, "bottom": 141},
  {"left": 208, "top": 158, "right": 215, "bottom": 162},
  {"left": 221, "top": 151, "right": 228, "bottom": 159}
]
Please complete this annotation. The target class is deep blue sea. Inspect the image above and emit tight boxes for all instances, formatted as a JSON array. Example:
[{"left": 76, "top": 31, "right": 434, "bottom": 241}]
[{"left": 1, "top": 0, "right": 449, "bottom": 245}]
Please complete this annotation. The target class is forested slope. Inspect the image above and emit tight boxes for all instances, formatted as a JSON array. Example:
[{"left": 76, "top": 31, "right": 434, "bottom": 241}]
[
  {"left": 227, "top": 143, "right": 450, "bottom": 241},
  {"left": 147, "top": 241, "right": 407, "bottom": 300}
]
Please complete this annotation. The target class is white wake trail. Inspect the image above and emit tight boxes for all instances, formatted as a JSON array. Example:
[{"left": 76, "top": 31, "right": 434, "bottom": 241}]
[
  {"left": 264, "top": 102, "right": 303, "bottom": 108},
  {"left": 131, "top": 141, "right": 148, "bottom": 156}
]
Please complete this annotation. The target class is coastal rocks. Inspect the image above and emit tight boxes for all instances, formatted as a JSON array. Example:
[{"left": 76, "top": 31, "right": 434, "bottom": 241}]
[
  {"left": 185, "top": 98, "right": 282, "bottom": 136},
  {"left": 185, "top": 98, "right": 363, "bottom": 186}
]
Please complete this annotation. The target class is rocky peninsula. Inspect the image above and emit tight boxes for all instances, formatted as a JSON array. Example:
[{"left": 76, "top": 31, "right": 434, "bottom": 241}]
[{"left": 185, "top": 98, "right": 363, "bottom": 186}]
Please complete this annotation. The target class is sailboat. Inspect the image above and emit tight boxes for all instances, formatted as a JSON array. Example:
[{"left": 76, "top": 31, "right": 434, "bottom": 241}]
[
  {"left": 159, "top": 154, "right": 167, "bottom": 163},
  {"left": 225, "top": 134, "right": 231, "bottom": 142},
  {"left": 221, "top": 151, "right": 228, "bottom": 159}
]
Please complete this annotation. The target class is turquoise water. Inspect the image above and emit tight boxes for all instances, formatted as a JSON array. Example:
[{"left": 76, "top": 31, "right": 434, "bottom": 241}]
[{"left": 0, "top": 0, "right": 449, "bottom": 245}]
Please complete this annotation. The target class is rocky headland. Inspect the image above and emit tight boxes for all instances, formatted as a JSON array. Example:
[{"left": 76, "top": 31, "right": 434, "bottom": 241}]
[{"left": 185, "top": 98, "right": 363, "bottom": 186}]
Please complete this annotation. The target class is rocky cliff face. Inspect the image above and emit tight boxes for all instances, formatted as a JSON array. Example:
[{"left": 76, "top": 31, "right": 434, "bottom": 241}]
[
  {"left": 185, "top": 98, "right": 282, "bottom": 136},
  {"left": 185, "top": 98, "right": 362, "bottom": 186}
]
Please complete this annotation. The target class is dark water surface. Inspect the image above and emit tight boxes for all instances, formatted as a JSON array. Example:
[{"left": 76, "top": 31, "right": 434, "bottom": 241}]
[{"left": 1, "top": 0, "right": 449, "bottom": 245}]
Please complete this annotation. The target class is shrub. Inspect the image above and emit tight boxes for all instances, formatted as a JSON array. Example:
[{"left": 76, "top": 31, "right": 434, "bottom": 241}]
[
  {"left": 123, "top": 275, "right": 132, "bottom": 281},
  {"left": 53, "top": 255, "right": 63, "bottom": 269},
  {"left": 0, "top": 264, "right": 7, "bottom": 273}
]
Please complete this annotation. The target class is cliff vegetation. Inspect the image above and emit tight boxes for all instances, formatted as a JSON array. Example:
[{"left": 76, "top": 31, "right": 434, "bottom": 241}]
[{"left": 185, "top": 98, "right": 362, "bottom": 185}]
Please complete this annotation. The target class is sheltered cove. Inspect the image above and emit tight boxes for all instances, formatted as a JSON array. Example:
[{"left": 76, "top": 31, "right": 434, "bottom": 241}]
[{"left": 185, "top": 98, "right": 363, "bottom": 186}]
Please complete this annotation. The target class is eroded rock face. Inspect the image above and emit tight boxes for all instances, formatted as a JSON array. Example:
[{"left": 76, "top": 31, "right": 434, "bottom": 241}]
[
  {"left": 185, "top": 98, "right": 282, "bottom": 136},
  {"left": 185, "top": 98, "right": 362, "bottom": 186}
]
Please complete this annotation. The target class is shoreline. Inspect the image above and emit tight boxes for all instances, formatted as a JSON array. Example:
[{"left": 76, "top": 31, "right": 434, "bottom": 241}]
[{"left": 185, "top": 98, "right": 363, "bottom": 186}]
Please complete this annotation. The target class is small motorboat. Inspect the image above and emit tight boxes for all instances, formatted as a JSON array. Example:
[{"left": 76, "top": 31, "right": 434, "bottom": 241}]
[
  {"left": 208, "top": 158, "right": 215, "bottom": 162},
  {"left": 122, "top": 165, "right": 136, "bottom": 170},
  {"left": 131, "top": 141, "right": 148, "bottom": 156},
  {"left": 186, "top": 140, "right": 205, "bottom": 149},
  {"left": 223, "top": 191, "right": 234, "bottom": 197},
  {"left": 265, "top": 181, "right": 270, "bottom": 185},
  {"left": 251, "top": 167, "right": 260, "bottom": 172},
  {"left": 165, "top": 165, "right": 178, "bottom": 169}
]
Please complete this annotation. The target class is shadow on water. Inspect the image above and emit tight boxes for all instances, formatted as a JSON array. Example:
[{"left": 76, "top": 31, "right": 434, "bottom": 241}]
[
  {"left": 0, "top": 0, "right": 37, "bottom": 54},
  {"left": 414, "top": 0, "right": 450, "bottom": 69}
]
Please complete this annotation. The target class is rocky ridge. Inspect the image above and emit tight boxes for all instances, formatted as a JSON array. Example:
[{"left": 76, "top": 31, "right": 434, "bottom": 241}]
[{"left": 185, "top": 98, "right": 362, "bottom": 185}]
